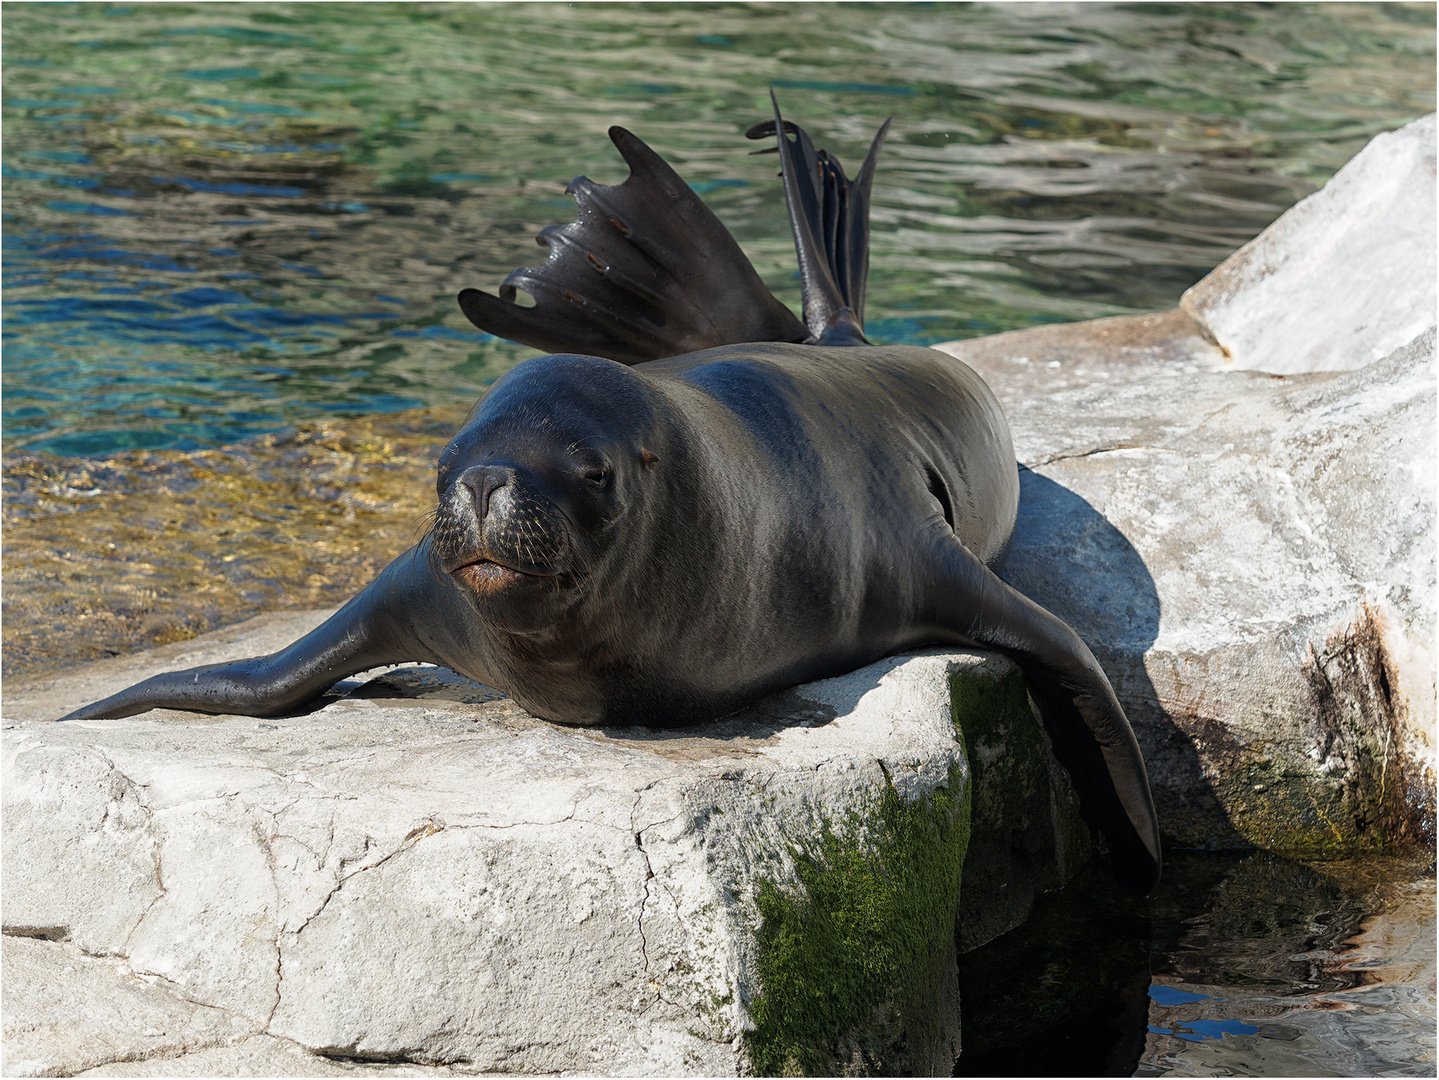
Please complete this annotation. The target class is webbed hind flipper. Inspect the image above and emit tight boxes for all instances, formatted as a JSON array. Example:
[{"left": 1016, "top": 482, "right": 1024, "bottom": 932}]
[
  {"left": 920, "top": 530, "right": 1162, "bottom": 893},
  {"left": 458, "top": 127, "right": 806, "bottom": 365},
  {"left": 748, "top": 95, "right": 891, "bottom": 346}
]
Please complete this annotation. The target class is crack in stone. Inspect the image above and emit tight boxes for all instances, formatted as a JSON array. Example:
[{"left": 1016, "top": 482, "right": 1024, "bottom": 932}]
[
  {"left": 69, "top": 1029, "right": 375, "bottom": 1076},
  {"left": 1027, "top": 441, "right": 1173, "bottom": 467},
  {"left": 288, "top": 817, "right": 446, "bottom": 941},
  {"left": 630, "top": 792, "right": 721, "bottom": 1025},
  {"left": 64, "top": 1037, "right": 235, "bottom": 1076},
  {"left": 441, "top": 810, "right": 578, "bottom": 831},
  {"left": 263, "top": 821, "right": 442, "bottom": 1034},
  {"left": 1, "top": 924, "right": 70, "bottom": 941},
  {"left": 98, "top": 963, "right": 266, "bottom": 1037},
  {"left": 263, "top": 804, "right": 605, "bottom": 1031},
  {"left": 632, "top": 792, "right": 655, "bottom": 978},
  {"left": 629, "top": 792, "right": 693, "bottom": 1018},
  {"left": 250, "top": 805, "right": 286, "bottom": 1030},
  {"left": 312, "top": 1045, "right": 437, "bottom": 1066},
  {"left": 102, "top": 761, "right": 167, "bottom": 961}
]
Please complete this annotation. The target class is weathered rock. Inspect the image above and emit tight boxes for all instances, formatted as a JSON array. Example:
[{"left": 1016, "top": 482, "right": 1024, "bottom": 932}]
[
  {"left": 3, "top": 637, "right": 1085, "bottom": 1077},
  {"left": 937, "top": 117, "right": 1436, "bottom": 854},
  {"left": 1181, "top": 113, "right": 1435, "bottom": 374},
  {"left": 1, "top": 933, "right": 476, "bottom": 1078},
  {"left": 1, "top": 934, "right": 253, "bottom": 1078},
  {"left": 954, "top": 329, "right": 1434, "bottom": 852}
]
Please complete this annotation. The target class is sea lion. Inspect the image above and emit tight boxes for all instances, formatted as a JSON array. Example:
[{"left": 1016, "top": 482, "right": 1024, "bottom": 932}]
[{"left": 62, "top": 100, "right": 1161, "bottom": 892}]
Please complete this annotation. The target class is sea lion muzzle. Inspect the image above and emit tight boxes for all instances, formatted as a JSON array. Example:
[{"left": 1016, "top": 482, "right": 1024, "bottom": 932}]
[{"left": 431, "top": 464, "right": 577, "bottom": 590}]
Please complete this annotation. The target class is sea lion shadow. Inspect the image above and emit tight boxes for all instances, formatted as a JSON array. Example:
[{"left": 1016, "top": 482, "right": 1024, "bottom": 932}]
[{"left": 999, "top": 467, "right": 1229, "bottom": 843}]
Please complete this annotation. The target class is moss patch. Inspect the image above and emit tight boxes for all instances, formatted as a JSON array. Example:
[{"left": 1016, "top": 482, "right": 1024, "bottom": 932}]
[
  {"left": 948, "top": 667, "right": 1046, "bottom": 819},
  {"left": 747, "top": 763, "right": 970, "bottom": 1076},
  {"left": 947, "top": 666, "right": 1069, "bottom": 950}
]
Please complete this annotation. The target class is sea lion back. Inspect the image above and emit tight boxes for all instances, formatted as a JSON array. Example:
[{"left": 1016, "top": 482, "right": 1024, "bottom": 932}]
[{"left": 647, "top": 340, "right": 1019, "bottom": 567}]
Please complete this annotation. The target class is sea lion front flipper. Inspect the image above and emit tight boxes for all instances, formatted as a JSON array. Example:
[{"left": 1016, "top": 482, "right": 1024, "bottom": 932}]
[
  {"left": 458, "top": 127, "right": 806, "bottom": 365},
  {"left": 749, "top": 95, "right": 891, "bottom": 346},
  {"left": 58, "top": 546, "right": 473, "bottom": 721},
  {"left": 920, "top": 531, "right": 1162, "bottom": 893}
]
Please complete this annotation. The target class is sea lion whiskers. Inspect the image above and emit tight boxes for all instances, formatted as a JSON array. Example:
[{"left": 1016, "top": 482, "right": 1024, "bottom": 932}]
[{"left": 414, "top": 506, "right": 455, "bottom": 589}]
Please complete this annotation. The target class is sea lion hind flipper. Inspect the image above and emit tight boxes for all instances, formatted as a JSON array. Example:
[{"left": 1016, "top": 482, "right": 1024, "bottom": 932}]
[
  {"left": 458, "top": 126, "right": 806, "bottom": 365},
  {"left": 58, "top": 547, "right": 457, "bottom": 721},
  {"left": 922, "top": 533, "right": 1162, "bottom": 893},
  {"left": 750, "top": 95, "right": 891, "bottom": 346}
]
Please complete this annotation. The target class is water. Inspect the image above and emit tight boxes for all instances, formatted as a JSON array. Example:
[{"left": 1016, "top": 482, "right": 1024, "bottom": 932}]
[
  {"left": 3, "top": 2, "right": 1434, "bottom": 455},
  {"left": 955, "top": 851, "right": 1436, "bottom": 1077}
]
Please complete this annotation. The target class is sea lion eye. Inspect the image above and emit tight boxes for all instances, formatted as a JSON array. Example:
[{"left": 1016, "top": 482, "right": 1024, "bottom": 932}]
[{"left": 572, "top": 448, "right": 610, "bottom": 488}]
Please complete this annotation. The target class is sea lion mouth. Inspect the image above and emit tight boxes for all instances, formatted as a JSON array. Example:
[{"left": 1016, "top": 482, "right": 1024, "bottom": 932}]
[
  {"left": 428, "top": 466, "right": 582, "bottom": 600},
  {"left": 449, "top": 557, "right": 553, "bottom": 593}
]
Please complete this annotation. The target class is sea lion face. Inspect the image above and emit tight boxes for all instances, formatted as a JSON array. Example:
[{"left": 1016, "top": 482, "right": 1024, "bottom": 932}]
[{"left": 429, "top": 354, "right": 659, "bottom": 635}]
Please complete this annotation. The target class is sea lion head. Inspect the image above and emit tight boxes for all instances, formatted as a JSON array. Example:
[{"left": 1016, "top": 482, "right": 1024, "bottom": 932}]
[{"left": 429, "top": 353, "right": 661, "bottom": 635}]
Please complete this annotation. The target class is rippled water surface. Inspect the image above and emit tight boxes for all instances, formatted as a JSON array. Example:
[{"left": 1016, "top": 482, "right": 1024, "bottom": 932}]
[
  {"left": 956, "top": 852, "right": 1436, "bottom": 1078},
  {"left": 4, "top": 1, "right": 1434, "bottom": 454}
]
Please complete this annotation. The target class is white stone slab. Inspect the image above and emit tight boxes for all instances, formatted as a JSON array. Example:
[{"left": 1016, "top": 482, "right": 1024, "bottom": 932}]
[
  {"left": 1181, "top": 114, "right": 1436, "bottom": 374},
  {"left": 4, "top": 646, "right": 1081, "bottom": 1076}
]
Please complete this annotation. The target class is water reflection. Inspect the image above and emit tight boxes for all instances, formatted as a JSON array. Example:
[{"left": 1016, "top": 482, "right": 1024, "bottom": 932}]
[
  {"left": 954, "top": 851, "right": 1436, "bottom": 1077},
  {"left": 4, "top": 2, "right": 1433, "bottom": 454}
]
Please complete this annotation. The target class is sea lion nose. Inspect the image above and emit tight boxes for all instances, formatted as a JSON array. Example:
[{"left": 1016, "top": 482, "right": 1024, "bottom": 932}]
[{"left": 459, "top": 465, "right": 514, "bottom": 521}]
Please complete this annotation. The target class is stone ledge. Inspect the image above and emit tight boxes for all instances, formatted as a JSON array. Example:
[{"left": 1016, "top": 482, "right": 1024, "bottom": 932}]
[
  {"left": 3, "top": 644, "right": 1084, "bottom": 1077},
  {"left": 935, "top": 329, "right": 1435, "bottom": 853}
]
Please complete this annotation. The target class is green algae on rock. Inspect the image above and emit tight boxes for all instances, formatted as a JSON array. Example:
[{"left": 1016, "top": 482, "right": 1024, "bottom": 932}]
[
  {"left": 747, "top": 762, "right": 970, "bottom": 1077},
  {"left": 949, "top": 668, "right": 1092, "bottom": 951},
  {"left": 743, "top": 658, "right": 1096, "bottom": 1075}
]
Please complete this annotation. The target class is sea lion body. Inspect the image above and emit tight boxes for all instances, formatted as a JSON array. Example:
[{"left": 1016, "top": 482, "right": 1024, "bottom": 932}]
[
  {"left": 64, "top": 105, "right": 1162, "bottom": 891},
  {"left": 409, "top": 341, "right": 1018, "bottom": 726}
]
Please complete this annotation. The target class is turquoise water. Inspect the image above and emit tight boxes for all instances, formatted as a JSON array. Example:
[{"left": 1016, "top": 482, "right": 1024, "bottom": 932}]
[{"left": 3, "top": 2, "right": 1433, "bottom": 455}]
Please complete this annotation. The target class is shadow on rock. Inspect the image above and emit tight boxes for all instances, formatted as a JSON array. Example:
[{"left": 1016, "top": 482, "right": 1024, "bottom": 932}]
[{"left": 1000, "top": 467, "right": 1234, "bottom": 851}]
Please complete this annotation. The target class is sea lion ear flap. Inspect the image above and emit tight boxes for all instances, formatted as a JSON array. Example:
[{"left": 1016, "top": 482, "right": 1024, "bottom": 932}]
[
  {"left": 457, "top": 127, "right": 806, "bottom": 365},
  {"left": 639, "top": 447, "right": 659, "bottom": 468}
]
